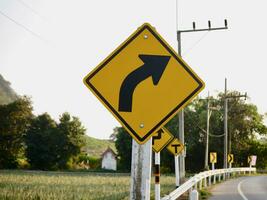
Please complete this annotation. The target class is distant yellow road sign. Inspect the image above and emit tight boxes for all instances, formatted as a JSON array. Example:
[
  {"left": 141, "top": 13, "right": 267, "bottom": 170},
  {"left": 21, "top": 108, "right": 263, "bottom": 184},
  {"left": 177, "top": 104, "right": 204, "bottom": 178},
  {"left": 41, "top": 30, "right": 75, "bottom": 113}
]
[
  {"left": 210, "top": 152, "right": 217, "bottom": 163},
  {"left": 228, "top": 154, "right": 234, "bottom": 163},
  {"left": 167, "top": 138, "right": 184, "bottom": 156},
  {"left": 83, "top": 23, "right": 205, "bottom": 144},
  {"left": 152, "top": 127, "right": 174, "bottom": 153}
]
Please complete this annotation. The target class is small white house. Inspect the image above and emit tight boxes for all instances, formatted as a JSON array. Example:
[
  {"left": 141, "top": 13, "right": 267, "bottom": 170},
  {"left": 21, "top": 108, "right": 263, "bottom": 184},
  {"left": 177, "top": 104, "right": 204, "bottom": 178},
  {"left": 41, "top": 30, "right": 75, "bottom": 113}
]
[{"left": 101, "top": 147, "right": 117, "bottom": 171}]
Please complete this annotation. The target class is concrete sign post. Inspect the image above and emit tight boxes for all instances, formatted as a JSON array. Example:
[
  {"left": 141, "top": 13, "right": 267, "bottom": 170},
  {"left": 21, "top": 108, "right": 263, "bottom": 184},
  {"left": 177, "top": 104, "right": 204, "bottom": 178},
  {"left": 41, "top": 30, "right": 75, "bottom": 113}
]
[
  {"left": 167, "top": 138, "right": 184, "bottom": 188},
  {"left": 130, "top": 138, "right": 152, "bottom": 200}
]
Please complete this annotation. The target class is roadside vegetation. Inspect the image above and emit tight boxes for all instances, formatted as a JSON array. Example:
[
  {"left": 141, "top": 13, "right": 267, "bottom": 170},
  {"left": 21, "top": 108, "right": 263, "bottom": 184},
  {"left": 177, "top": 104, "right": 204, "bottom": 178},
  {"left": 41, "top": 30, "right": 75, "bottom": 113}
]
[{"left": 0, "top": 170, "right": 175, "bottom": 200}]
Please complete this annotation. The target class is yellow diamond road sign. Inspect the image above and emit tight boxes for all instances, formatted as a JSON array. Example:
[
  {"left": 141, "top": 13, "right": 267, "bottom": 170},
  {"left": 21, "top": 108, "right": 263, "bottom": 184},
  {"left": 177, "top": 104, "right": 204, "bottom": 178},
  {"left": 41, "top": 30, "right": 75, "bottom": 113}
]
[
  {"left": 83, "top": 23, "right": 205, "bottom": 144},
  {"left": 167, "top": 138, "right": 184, "bottom": 156},
  {"left": 210, "top": 152, "right": 217, "bottom": 163},
  {"left": 152, "top": 127, "right": 174, "bottom": 153},
  {"left": 228, "top": 154, "right": 234, "bottom": 163}
]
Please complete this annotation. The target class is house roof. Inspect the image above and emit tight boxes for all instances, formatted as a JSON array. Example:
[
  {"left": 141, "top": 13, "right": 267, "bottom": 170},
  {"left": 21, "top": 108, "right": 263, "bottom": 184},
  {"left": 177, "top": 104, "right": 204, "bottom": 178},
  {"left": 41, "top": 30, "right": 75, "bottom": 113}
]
[{"left": 101, "top": 146, "right": 117, "bottom": 158}]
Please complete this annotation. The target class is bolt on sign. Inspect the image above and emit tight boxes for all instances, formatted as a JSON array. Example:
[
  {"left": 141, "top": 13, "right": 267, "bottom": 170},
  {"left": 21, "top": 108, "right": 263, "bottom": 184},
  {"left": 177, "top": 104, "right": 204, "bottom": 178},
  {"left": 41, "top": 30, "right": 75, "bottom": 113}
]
[
  {"left": 210, "top": 152, "right": 217, "bottom": 163},
  {"left": 228, "top": 154, "right": 234, "bottom": 163},
  {"left": 167, "top": 138, "right": 184, "bottom": 156},
  {"left": 83, "top": 23, "right": 205, "bottom": 144},
  {"left": 152, "top": 127, "right": 174, "bottom": 153}
]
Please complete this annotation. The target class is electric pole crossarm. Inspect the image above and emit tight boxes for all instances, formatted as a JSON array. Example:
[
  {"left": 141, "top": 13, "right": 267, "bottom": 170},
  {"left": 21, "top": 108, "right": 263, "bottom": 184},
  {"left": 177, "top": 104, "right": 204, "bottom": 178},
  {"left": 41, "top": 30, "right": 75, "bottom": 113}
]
[
  {"left": 177, "top": 19, "right": 228, "bottom": 35},
  {"left": 178, "top": 26, "right": 228, "bottom": 34}
]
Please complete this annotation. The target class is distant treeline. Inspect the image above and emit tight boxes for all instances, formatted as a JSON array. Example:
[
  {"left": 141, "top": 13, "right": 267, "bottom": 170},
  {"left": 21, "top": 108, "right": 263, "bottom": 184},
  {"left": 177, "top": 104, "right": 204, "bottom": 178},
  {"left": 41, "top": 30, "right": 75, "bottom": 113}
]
[{"left": 0, "top": 96, "right": 86, "bottom": 170}]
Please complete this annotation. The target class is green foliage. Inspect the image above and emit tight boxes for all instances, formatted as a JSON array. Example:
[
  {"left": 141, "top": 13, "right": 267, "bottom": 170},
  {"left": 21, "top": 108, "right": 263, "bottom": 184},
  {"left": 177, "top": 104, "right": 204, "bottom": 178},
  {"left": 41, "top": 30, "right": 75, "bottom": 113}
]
[
  {"left": 246, "top": 140, "right": 267, "bottom": 169},
  {"left": 25, "top": 113, "right": 59, "bottom": 170},
  {"left": 25, "top": 112, "right": 86, "bottom": 170},
  {"left": 0, "top": 96, "right": 33, "bottom": 168},
  {"left": 57, "top": 113, "right": 86, "bottom": 169},
  {"left": 114, "top": 127, "right": 132, "bottom": 171},
  {"left": 88, "top": 156, "right": 101, "bottom": 169}
]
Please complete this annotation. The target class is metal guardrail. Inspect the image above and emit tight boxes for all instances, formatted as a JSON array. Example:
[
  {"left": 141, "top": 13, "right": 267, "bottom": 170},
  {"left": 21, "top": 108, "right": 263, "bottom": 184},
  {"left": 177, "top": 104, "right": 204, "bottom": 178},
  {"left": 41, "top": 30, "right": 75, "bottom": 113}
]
[{"left": 161, "top": 167, "right": 256, "bottom": 200}]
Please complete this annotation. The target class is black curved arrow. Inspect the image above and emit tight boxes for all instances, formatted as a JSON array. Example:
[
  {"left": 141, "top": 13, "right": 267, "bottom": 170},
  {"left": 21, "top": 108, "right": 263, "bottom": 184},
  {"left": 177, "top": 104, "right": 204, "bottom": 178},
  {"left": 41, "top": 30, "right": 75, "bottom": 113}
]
[
  {"left": 118, "top": 54, "right": 171, "bottom": 112},
  {"left": 152, "top": 129, "right": 164, "bottom": 145}
]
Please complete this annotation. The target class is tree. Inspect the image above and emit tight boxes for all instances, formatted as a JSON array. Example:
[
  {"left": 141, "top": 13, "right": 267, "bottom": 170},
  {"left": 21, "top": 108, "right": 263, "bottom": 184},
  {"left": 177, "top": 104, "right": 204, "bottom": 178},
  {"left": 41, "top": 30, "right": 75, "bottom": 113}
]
[
  {"left": 114, "top": 127, "right": 132, "bottom": 171},
  {"left": 25, "top": 113, "right": 59, "bottom": 170},
  {"left": 25, "top": 112, "right": 86, "bottom": 170},
  {"left": 0, "top": 96, "right": 33, "bottom": 168},
  {"left": 57, "top": 112, "right": 86, "bottom": 169}
]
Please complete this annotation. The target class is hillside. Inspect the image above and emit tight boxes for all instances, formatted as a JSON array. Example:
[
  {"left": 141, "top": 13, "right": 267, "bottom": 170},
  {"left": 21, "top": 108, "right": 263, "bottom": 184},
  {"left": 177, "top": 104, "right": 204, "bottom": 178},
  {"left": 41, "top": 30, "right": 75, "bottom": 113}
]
[
  {"left": 83, "top": 135, "right": 116, "bottom": 158},
  {"left": 0, "top": 74, "right": 17, "bottom": 104}
]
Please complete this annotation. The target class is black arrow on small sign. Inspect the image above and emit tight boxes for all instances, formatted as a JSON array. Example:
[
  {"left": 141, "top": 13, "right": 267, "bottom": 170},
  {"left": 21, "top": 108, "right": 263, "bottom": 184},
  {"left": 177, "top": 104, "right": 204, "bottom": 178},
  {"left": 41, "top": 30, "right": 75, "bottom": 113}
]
[
  {"left": 118, "top": 54, "right": 171, "bottom": 112},
  {"left": 211, "top": 153, "right": 216, "bottom": 163},
  {"left": 228, "top": 155, "right": 233, "bottom": 163},
  {"left": 152, "top": 129, "right": 164, "bottom": 145}
]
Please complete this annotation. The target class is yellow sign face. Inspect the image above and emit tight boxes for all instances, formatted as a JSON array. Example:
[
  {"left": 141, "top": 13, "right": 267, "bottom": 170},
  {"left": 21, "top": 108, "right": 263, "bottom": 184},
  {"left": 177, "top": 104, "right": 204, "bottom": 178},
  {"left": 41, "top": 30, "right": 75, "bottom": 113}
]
[
  {"left": 152, "top": 127, "right": 174, "bottom": 153},
  {"left": 83, "top": 23, "right": 205, "bottom": 144},
  {"left": 228, "top": 154, "right": 234, "bottom": 163},
  {"left": 210, "top": 152, "right": 217, "bottom": 163},
  {"left": 167, "top": 138, "right": 184, "bottom": 156}
]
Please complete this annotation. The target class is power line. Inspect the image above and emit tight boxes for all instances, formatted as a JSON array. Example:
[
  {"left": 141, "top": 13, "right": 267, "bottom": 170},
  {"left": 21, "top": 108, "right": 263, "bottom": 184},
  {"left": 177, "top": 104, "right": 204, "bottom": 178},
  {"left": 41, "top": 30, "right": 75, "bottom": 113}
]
[
  {"left": 183, "top": 31, "right": 210, "bottom": 56},
  {"left": 0, "top": 10, "right": 47, "bottom": 42},
  {"left": 16, "top": 0, "right": 46, "bottom": 20}
]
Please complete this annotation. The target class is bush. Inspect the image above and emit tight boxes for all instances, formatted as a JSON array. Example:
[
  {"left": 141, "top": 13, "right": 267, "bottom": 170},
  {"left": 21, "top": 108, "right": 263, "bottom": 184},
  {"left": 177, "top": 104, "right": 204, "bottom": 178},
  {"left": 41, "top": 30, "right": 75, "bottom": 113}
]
[{"left": 89, "top": 157, "right": 101, "bottom": 169}]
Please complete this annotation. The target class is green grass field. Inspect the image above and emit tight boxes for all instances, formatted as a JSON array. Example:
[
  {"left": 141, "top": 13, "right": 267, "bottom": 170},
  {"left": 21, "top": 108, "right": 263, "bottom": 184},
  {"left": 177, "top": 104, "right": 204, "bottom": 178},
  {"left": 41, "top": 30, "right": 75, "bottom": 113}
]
[{"left": 0, "top": 170, "right": 176, "bottom": 200}]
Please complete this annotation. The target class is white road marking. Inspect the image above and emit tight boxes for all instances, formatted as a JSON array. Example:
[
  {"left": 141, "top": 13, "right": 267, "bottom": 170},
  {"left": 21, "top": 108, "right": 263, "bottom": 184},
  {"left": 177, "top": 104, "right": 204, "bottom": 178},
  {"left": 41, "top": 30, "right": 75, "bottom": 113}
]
[{"left": 237, "top": 179, "right": 249, "bottom": 200}]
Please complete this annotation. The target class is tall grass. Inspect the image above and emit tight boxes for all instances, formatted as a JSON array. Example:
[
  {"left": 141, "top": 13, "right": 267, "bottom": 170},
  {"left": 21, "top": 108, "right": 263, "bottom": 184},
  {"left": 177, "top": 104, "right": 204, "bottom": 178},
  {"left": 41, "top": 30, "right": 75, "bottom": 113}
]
[{"left": 0, "top": 170, "right": 176, "bottom": 200}]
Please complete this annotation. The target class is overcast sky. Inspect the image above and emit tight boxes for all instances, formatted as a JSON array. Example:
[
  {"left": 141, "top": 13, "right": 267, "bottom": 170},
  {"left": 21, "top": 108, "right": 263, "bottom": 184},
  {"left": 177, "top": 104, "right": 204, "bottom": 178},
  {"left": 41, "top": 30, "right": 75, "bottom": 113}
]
[{"left": 1, "top": 0, "right": 266, "bottom": 139}]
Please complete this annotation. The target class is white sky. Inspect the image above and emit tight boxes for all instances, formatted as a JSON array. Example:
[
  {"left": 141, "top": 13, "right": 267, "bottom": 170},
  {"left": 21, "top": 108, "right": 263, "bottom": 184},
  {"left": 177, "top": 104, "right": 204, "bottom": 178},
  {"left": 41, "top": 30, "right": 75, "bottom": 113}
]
[{"left": 1, "top": 0, "right": 266, "bottom": 139}]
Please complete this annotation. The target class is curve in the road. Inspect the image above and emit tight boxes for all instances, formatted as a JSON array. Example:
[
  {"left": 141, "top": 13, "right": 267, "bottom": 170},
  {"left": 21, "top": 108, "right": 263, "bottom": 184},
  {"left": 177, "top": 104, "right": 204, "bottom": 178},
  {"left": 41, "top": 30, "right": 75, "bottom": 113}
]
[
  {"left": 209, "top": 175, "right": 267, "bottom": 200},
  {"left": 237, "top": 180, "right": 248, "bottom": 200}
]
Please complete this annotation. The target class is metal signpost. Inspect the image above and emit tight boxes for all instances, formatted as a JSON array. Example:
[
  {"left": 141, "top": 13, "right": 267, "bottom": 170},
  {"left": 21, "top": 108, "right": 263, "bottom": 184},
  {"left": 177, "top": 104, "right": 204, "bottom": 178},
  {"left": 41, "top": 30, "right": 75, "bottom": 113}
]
[
  {"left": 152, "top": 127, "right": 174, "bottom": 200},
  {"left": 210, "top": 152, "right": 217, "bottom": 184},
  {"left": 83, "top": 23, "right": 205, "bottom": 199},
  {"left": 167, "top": 138, "right": 184, "bottom": 188}
]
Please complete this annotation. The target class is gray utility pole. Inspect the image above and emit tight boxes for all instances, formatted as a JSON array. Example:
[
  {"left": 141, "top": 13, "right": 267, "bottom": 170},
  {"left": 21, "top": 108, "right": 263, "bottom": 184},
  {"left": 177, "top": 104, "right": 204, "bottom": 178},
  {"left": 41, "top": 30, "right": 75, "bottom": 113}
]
[
  {"left": 223, "top": 78, "right": 247, "bottom": 169},
  {"left": 223, "top": 78, "right": 228, "bottom": 169},
  {"left": 176, "top": 0, "right": 228, "bottom": 180},
  {"left": 204, "top": 92, "right": 220, "bottom": 170},
  {"left": 205, "top": 93, "right": 210, "bottom": 170}
]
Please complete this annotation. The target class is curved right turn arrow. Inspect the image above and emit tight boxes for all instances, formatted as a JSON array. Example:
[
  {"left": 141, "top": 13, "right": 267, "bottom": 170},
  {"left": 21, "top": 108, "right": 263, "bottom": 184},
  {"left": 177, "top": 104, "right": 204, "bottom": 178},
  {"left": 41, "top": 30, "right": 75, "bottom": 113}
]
[{"left": 118, "top": 54, "right": 170, "bottom": 112}]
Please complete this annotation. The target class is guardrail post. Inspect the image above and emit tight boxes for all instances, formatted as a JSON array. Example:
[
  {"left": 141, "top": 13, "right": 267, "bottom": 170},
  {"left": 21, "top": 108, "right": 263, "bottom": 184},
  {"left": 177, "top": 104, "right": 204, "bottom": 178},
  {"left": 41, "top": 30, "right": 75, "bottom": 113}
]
[
  {"left": 208, "top": 172, "right": 211, "bottom": 186},
  {"left": 218, "top": 173, "right": 221, "bottom": 182},
  {"left": 204, "top": 176, "right": 207, "bottom": 188},
  {"left": 199, "top": 178, "right": 202, "bottom": 190},
  {"left": 194, "top": 178, "right": 197, "bottom": 190},
  {"left": 189, "top": 189, "right": 199, "bottom": 200}
]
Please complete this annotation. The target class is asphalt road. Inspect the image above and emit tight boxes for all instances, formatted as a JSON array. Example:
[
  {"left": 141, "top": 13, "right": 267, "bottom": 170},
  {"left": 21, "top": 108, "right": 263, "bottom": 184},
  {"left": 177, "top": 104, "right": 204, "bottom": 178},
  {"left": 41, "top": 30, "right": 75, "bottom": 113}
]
[{"left": 209, "top": 175, "right": 267, "bottom": 200}]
